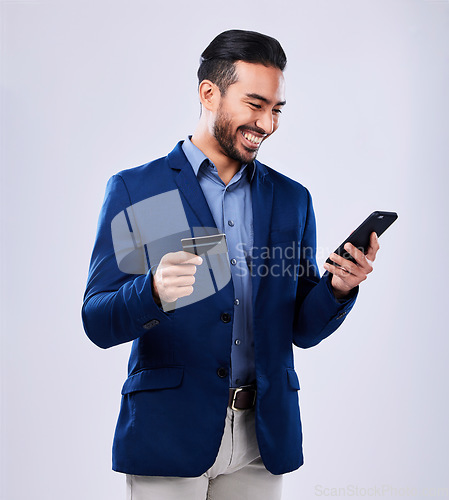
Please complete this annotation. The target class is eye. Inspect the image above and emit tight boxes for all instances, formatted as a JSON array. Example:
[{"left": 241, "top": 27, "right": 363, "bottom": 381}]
[
  {"left": 273, "top": 108, "right": 282, "bottom": 115},
  {"left": 249, "top": 102, "right": 262, "bottom": 109}
]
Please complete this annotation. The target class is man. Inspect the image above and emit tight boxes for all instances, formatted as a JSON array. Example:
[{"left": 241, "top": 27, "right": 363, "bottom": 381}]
[{"left": 82, "top": 30, "right": 379, "bottom": 500}]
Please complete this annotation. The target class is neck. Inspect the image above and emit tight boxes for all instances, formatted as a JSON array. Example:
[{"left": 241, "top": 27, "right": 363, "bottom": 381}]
[{"left": 191, "top": 124, "right": 240, "bottom": 186}]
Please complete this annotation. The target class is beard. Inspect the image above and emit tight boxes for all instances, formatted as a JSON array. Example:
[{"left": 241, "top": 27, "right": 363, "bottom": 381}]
[{"left": 213, "top": 109, "right": 260, "bottom": 165}]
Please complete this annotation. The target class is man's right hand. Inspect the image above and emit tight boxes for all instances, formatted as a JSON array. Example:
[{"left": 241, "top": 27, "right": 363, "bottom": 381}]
[{"left": 152, "top": 251, "right": 203, "bottom": 305}]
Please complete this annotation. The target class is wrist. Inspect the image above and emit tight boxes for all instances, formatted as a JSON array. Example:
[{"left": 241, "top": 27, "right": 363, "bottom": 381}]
[
  {"left": 151, "top": 275, "right": 162, "bottom": 307},
  {"left": 332, "top": 287, "right": 351, "bottom": 300},
  {"left": 328, "top": 273, "right": 353, "bottom": 300}
]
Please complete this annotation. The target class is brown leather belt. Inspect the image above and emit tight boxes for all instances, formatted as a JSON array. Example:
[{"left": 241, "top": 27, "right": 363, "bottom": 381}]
[{"left": 228, "top": 385, "right": 257, "bottom": 410}]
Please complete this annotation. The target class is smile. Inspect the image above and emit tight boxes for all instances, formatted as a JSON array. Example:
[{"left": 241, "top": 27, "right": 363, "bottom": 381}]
[{"left": 241, "top": 130, "right": 264, "bottom": 147}]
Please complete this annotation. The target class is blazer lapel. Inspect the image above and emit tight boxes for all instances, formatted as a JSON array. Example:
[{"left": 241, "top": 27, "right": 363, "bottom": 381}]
[
  {"left": 251, "top": 161, "right": 274, "bottom": 303},
  {"left": 166, "top": 142, "right": 218, "bottom": 233}
]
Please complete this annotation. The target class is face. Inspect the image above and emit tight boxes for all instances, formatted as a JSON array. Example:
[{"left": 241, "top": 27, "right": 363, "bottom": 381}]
[{"left": 212, "top": 61, "right": 286, "bottom": 164}]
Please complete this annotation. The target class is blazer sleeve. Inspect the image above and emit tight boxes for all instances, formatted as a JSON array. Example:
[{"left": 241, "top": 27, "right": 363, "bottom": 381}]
[
  {"left": 82, "top": 174, "right": 172, "bottom": 349},
  {"left": 292, "top": 189, "right": 358, "bottom": 348}
]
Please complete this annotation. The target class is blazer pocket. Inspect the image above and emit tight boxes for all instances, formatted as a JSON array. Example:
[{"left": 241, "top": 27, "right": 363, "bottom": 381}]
[
  {"left": 286, "top": 368, "right": 300, "bottom": 391},
  {"left": 121, "top": 366, "right": 184, "bottom": 395}
]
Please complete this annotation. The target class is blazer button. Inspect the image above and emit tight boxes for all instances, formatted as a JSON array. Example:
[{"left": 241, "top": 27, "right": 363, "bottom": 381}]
[
  {"left": 142, "top": 319, "right": 160, "bottom": 330},
  {"left": 220, "top": 312, "right": 231, "bottom": 323},
  {"left": 217, "top": 367, "right": 228, "bottom": 378}
]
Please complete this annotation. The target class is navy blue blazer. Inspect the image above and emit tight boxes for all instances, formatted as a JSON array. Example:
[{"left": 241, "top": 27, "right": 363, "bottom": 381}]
[{"left": 82, "top": 141, "right": 357, "bottom": 476}]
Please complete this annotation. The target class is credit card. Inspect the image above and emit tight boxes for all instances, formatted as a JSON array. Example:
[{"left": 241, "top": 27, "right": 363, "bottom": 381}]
[{"left": 181, "top": 233, "right": 228, "bottom": 256}]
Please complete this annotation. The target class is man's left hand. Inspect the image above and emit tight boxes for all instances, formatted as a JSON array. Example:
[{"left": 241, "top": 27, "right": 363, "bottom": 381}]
[{"left": 323, "top": 232, "right": 380, "bottom": 300}]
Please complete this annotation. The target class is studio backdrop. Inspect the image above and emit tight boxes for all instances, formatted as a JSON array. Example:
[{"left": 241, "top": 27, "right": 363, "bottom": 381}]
[{"left": 1, "top": 1, "right": 448, "bottom": 499}]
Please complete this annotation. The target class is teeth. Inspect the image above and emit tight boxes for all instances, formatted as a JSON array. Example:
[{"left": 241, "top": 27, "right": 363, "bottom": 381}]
[{"left": 243, "top": 131, "right": 262, "bottom": 145}]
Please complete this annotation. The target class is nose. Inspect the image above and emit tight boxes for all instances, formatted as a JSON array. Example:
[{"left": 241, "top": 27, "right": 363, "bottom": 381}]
[{"left": 255, "top": 110, "right": 275, "bottom": 135}]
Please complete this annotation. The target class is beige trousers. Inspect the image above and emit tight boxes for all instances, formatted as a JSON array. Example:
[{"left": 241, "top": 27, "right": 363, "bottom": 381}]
[{"left": 126, "top": 407, "right": 283, "bottom": 500}]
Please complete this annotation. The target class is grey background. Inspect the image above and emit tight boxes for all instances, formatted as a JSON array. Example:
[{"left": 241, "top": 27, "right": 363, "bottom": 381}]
[{"left": 1, "top": 0, "right": 448, "bottom": 499}]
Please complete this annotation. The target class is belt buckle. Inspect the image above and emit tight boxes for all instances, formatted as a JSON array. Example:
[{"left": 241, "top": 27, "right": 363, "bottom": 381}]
[{"left": 231, "top": 386, "right": 256, "bottom": 411}]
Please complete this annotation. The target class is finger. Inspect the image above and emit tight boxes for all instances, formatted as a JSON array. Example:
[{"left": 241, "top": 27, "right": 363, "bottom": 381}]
[
  {"left": 156, "top": 273, "right": 197, "bottom": 301},
  {"left": 327, "top": 253, "right": 358, "bottom": 276},
  {"left": 161, "top": 263, "right": 199, "bottom": 277},
  {"left": 342, "top": 243, "right": 366, "bottom": 266},
  {"left": 162, "top": 284, "right": 195, "bottom": 302},
  {"left": 164, "top": 251, "right": 203, "bottom": 266},
  {"left": 324, "top": 261, "right": 359, "bottom": 283},
  {"left": 164, "top": 274, "right": 196, "bottom": 288},
  {"left": 342, "top": 244, "right": 373, "bottom": 274},
  {"left": 365, "top": 232, "right": 380, "bottom": 262},
  {"left": 176, "top": 285, "right": 195, "bottom": 298}
]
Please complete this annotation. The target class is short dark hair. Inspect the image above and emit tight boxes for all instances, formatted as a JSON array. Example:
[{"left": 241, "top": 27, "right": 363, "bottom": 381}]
[{"left": 198, "top": 30, "right": 287, "bottom": 95}]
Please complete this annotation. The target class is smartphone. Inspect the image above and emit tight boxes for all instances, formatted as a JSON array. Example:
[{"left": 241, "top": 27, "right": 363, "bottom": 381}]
[
  {"left": 181, "top": 233, "right": 228, "bottom": 256},
  {"left": 326, "top": 211, "right": 398, "bottom": 266}
]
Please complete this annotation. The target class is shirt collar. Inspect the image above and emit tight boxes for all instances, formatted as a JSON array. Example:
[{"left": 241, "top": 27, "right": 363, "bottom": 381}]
[{"left": 182, "top": 136, "right": 256, "bottom": 182}]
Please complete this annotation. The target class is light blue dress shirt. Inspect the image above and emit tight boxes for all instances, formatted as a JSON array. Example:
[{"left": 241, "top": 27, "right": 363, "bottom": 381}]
[{"left": 182, "top": 137, "right": 256, "bottom": 387}]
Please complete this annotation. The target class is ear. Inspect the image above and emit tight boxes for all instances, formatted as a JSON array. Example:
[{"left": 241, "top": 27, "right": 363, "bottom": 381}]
[{"left": 198, "top": 80, "right": 221, "bottom": 112}]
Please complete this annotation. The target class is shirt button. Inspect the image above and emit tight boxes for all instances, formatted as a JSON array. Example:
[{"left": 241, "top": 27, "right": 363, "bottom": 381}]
[
  {"left": 228, "top": 220, "right": 235, "bottom": 227},
  {"left": 235, "top": 339, "right": 241, "bottom": 345},
  {"left": 220, "top": 312, "right": 231, "bottom": 323},
  {"left": 230, "top": 258, "right": 237, "bottom": 265},
  {"left": 217, "top": 367, "right": 228, "bottom": 378},
  {"left": 234, "top": 299, "right": 240, "bottom": 306}
]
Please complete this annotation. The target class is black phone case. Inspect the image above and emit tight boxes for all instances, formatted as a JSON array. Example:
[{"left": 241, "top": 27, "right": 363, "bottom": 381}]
[{"left": 326, "top": 211, "right": 398, "bottom": 266}]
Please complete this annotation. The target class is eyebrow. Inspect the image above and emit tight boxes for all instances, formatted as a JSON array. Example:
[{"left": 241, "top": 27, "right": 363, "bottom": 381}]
[{"left": 245, "top": 93, "right": 286, "bottom": 107}]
